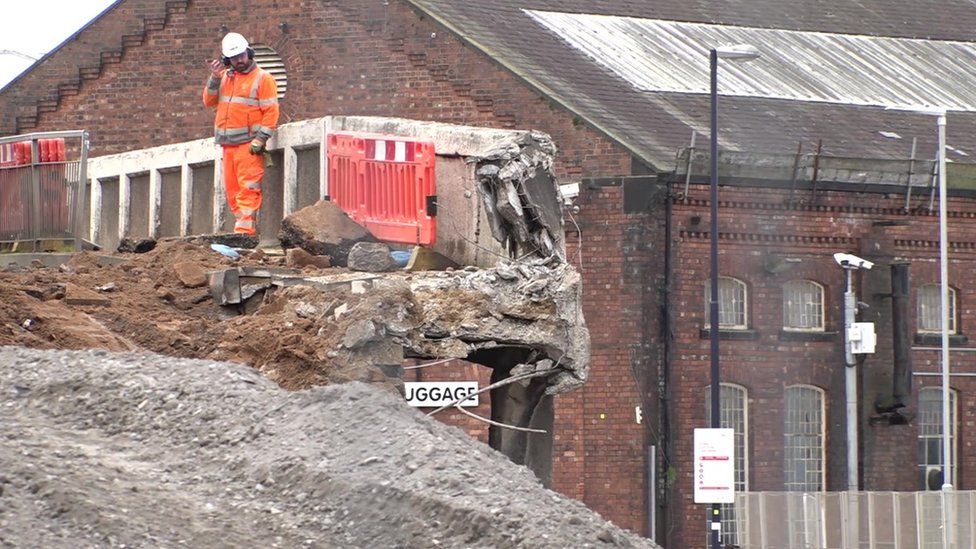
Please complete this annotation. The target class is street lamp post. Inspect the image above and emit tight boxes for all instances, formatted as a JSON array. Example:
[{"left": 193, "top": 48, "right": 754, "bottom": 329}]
[
  {"left": 708, "top": 43, "right": 759, "bottom": 549},
  {"left": 890, "top": 105, "right": 952, "bottom": 546},
  {"left": 931, "top": 109, "right": 954, "bottom": 549}
]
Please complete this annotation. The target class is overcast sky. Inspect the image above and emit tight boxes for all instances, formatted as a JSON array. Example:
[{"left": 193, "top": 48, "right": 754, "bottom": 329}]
[{"left": 0, "top": 0, "right": 118, "bottom": 90}]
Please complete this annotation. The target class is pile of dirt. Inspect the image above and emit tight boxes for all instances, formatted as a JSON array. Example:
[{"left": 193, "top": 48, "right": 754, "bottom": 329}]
[
  {"left": 0, "top": 238, "right": 587, "bottom": 393},
  {"left": 0, "top": 239, "right": 386, "bottom": 390},
  {"left": 0, "top": 347, "right": 657, "bottom": 548}
]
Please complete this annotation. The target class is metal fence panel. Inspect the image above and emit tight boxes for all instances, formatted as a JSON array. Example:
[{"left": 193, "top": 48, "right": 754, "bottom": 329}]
[
  {"left": 0, "top": 131, "right": 88, "bottom": 251},
  {"left": 733, "top": 491, "right": 975, "bottom": 549}
]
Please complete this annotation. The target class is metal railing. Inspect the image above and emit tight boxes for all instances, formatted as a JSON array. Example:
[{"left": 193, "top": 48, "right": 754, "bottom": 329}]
[
  {"left": 724, "top": 491, "right": 975, "bottom": 549},
  {"left": 0, "top": 130, "right": 89, "bottom": 251}
]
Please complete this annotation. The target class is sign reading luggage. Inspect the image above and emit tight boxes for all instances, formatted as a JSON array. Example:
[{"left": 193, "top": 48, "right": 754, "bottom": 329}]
[
  {"left": 404, "top": 381, "right": 479, "bottom": 408},
  {"left": 693, "top": 428, "right": 735, "bottom": 504}
]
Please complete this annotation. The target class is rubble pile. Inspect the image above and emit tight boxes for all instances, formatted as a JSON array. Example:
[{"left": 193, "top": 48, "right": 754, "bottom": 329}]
[
  {"left": 0, "top": 347, "right": 657, "bottom": 548},
  {"left": 0, "top": 238, "right": 585, "bottom": 394}
]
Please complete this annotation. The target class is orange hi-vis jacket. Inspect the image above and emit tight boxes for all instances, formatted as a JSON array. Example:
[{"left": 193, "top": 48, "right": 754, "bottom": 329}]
[{"left": 203, "top": 63, "right": 279, "bottom": 145}]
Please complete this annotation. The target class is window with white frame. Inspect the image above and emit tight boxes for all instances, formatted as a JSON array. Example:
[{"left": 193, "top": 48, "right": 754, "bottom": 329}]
[
  {"left": 704, "top": 384, "right": 749, "bottom": 547},
  {"left": 783, "top": 280, "right": 825, "bottom": 331},
  {"left": 704, "top": 276, "right": 748, "bottom": 329},
  {"left": 917, "top": 284, "right": 956, "bottom": 334},
  {"left": 784, "top": 385, "right": 825, "bottom": 492},
  {"left": 918, "top": 387, "right": 957, "bottom": 489}
]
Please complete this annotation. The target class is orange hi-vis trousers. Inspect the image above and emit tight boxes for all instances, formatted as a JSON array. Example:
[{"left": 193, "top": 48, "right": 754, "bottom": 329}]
[{"left": 222, "top": 142, "right": 263, "bottom": 235}]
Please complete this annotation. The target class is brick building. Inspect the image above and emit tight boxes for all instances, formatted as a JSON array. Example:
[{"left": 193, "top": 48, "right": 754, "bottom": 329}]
[{"left": 4, "top": 1, "right": 976, "bottom": 547}]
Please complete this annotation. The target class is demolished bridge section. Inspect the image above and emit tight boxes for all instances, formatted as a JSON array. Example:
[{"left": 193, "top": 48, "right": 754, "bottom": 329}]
[{"left": 209, "top": 255, "right": 588, "bottom": 396}]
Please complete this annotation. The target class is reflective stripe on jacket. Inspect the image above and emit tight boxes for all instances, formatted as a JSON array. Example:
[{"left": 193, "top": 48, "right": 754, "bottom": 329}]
[{"left": 203, "top": 63, "right": 280, "bottom": 145}]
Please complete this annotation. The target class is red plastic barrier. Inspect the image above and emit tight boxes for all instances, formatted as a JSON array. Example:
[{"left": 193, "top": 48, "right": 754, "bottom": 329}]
[
  {"left": 13, "top": 141, "right": 31, "bottom": 166},
  {"left": 328, "top": 132, "right": 437, "bottom": 245},
  {"left": 0, "top": 142, "right": 28, "bottom": 236}
]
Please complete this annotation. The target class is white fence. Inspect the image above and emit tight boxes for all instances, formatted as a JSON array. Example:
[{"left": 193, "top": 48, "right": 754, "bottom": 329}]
[{"left": 727, "top": 491, "right": 976, "bottom": 549}]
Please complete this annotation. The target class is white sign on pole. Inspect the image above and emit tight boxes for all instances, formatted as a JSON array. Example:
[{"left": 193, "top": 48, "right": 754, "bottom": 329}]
[
  {"left": 694, "top": 428, "right": 735, "bottom": 504},
  {"left": 404, "top": 381, "right": 479, "bottom": 408}
]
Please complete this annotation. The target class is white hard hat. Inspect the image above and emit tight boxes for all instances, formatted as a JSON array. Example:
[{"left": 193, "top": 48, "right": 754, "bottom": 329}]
[{"left": 221, "top": 32, "right": 249, "bottom": 58}]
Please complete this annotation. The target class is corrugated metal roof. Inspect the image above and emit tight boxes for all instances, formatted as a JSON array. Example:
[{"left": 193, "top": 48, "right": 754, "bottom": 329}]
[{"left": 527, "top": 11, "right": 976, "bottom": 112}]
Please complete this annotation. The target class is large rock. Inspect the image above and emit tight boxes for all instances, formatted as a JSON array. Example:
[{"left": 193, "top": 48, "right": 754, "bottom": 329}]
[
  {"left": 347, "top": 242, "right": 398, "bottom": 272},
  {"left": 278, "top": 200, "right": 376, "bottom": 267},
  {"left": 173, "top": 261, "right": 207, "bottom": 288}
]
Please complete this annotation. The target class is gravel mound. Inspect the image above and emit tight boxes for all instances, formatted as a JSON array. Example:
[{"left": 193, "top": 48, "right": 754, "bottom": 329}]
[{"left": 0, "top": 347, "right": 656, "bottom": 548}]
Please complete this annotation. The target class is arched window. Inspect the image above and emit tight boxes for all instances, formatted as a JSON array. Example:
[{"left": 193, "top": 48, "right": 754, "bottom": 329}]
[
  {"left": 704, "top": 276, "right": 748, "bottom": 329},
  {"left": 252, "top": 43, "right": 287, "bottom": 100},
  {"left": 918, "top": 387, "right": 957, "bottom": 489},
  {"left": 783, "top": 280, "right": 825, "bottom": 331},
  {"left": 917, "top": 284, "right": 957, "bottom": 334},
  {"left": 784, "top": 385, "right": 825, "bottom": 492},
  {"left": 704, "top": 383, "right": 748, "bottom": 547}
]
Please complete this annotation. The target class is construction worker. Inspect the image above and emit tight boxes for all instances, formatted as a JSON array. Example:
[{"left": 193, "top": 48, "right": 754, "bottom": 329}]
[{"left": 203, "top": 32, "right": 279, "bottom": 235}]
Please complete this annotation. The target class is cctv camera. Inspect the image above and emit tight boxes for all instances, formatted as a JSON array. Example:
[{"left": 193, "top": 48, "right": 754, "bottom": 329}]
[
  {"left": 833, "top": 252, "right": 873, "bottom": 270},
  {"left": 559, "top": 182, "right": 580, "bottom": 201}
]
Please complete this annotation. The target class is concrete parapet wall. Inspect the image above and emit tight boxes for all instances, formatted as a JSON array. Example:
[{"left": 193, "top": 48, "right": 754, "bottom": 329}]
[{"left": 85, "top": 116, "right": 562, "bottom": 266}]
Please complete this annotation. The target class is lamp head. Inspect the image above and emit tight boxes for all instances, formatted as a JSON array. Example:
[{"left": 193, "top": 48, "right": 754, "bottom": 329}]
[{"left": 714, "top": 44, "right": 761, "bottom": 61}]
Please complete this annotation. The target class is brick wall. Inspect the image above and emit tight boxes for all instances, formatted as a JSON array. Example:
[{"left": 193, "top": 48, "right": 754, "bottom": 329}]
[
  {"left": 0, "top": 0, "right": 185, "bottom": 135},
  {"left": 668, "top": 182, "right": 976, "bottom": 548},
  {"left": 563, "top": 184, "right": 663, "bottom": 533},
  {"left": 403, "top": 359, "right": 492, "bottom": 443}
]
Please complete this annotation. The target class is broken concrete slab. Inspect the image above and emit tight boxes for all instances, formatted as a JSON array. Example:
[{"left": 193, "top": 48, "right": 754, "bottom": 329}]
[
  {"left": 208, "top": 266, "right": 381, "bottom": 308},
  {"left": 473, "top": 131, "right": 563, "bottom": 261},
  {"left": 64, "top": 283, "right": 112, "bottom": 307},
  {"left": 173, "top": 261, "right": 208, "bottom": 288},
  {"left": 278, "top": 200, "right": 376, "bottom": 267},
  {"left": 117, "top": 238, "right": 157, "bottom": 254},
  {"left": 405, "top": 246, "right": 459, "bottom": 272},
  {"left": 217, "top": 258, "right": 588, "bottom": 395},
  {"left": 198, "top": 233, "right": 259, "bottom": 250},
  {"left": 347, "top": 242, "right": 398, "bottom": 272},
  {"left": 342, "top": 319, "right": 384, "bottom": 350}
]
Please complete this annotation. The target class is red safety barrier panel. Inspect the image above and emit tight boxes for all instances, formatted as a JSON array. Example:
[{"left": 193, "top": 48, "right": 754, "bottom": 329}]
[
  {"left": 14, "top": 141, "right": 31, "bottom": 166},
  {"left": 328, "top": 132, "right": 436, "bottom": 245},
  {"left": 0, "top": 139, "right": 69, "bottom": 237},
  {"left": 0, "top": 142, "right": 29, "bottom": 237}
]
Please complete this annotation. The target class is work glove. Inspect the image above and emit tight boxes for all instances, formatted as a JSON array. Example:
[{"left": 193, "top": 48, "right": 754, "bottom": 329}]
[{"left": 249, "top": 139, "right": 265, "bottom": 155}]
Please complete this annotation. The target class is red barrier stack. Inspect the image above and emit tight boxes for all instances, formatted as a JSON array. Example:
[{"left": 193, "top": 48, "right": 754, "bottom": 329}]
[
  {"left": 328, "top": 132, "right": 437, "bottom": 245},
  {"left": 0, "top": 141, "right": 30, "bottom": 237}
]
